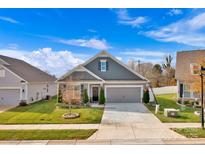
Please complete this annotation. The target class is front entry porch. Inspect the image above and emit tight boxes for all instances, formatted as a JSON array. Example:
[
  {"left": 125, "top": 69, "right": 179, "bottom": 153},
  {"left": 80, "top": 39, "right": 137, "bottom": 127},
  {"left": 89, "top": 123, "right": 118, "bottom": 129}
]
[{"left": 89, "top": 84, "right": 101, "bottom": 103}]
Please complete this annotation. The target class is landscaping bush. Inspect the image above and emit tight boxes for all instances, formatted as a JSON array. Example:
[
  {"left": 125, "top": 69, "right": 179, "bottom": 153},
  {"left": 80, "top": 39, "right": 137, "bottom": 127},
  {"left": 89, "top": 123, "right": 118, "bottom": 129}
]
[
  {"left": 83, "top": 89, "right": 89, "bottom": 105},
  {"left": 143, "top": 88, "right": 150, "bottom": 103},
  {"left": 58, "top": 90, "right": 63, "bottom": 103},
  {"left": 99, "top": 87, "right": 105, "bottom": 104},
  {"left": 19, "top": 100, "right": 27, "bottom": 106},
  {"left": 184, "top": 100, "right": 194, "bottom": 107},
  {"left": 177, "top": 98, "right": 182, "bottom": 104},
  {"left": 71, "top": 99, "right": 81, "bottom": 104}
]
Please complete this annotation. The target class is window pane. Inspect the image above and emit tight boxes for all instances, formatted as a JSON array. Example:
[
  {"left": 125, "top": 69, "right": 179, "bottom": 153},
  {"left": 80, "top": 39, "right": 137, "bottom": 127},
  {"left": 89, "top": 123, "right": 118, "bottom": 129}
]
[{"left": 101, "top": 61, "right": 107, "bottom": 71}]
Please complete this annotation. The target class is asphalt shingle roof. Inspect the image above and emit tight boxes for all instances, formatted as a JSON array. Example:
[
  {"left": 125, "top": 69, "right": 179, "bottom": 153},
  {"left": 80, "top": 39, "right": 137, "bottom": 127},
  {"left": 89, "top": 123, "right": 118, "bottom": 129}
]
[{"left": 0, "top": 55, "right": 56, "bottom": 82}]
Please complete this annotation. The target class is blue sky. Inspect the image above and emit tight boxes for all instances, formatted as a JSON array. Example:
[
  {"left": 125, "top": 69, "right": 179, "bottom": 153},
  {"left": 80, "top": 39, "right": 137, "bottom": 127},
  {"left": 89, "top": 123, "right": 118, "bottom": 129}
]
[{"left": 0, "top": 8, "right": 205, "bottom": 76}]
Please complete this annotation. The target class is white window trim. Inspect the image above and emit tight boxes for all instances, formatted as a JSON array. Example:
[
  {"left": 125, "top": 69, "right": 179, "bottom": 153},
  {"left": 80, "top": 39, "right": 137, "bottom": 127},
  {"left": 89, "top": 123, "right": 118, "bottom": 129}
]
[
  {"left": 100, "top": 59, "right": 107, "bottom": 72},
  {"left": 182, "top": 84, "right": 196, "bottom": 99}
]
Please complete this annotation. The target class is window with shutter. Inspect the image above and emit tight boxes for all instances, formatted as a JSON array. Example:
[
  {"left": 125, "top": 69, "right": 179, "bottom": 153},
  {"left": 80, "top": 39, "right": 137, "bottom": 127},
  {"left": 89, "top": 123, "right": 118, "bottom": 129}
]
[{"left": 100, "top": 59, "right": 107, "bottom": 72}]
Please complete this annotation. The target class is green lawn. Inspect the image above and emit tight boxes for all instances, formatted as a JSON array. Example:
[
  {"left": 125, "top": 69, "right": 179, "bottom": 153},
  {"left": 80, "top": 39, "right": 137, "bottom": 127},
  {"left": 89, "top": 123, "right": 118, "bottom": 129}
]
[
  {"left": 0, "top": 129, "right": 96, "bottom": 140},
  {"left": 173, "top": 128, "right": 205, "bottom": 138},
  {"left": 0, "top": 97, "right": 104, "bottom": 124},
  {"left": 145, "top": 94, "right": 200, "bottom": 123}
]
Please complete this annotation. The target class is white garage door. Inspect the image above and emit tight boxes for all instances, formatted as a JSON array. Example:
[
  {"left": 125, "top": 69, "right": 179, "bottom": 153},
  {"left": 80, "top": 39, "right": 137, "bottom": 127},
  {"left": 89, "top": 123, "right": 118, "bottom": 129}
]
[
  {"left": 106, "top": 86, "right": 142, "bottom": 103},
  {"left": 0, "top": 89, "right": 20, "bottom": 106}
]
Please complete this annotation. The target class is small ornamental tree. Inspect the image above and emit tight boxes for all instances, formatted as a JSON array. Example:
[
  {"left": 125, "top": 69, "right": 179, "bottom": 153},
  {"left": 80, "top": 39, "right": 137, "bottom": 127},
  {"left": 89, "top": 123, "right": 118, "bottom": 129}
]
[
  {"left": 83, "top": 89, "right": 89, "bottom": 105},
  {"left": 143, "top": 88, "right": 150, "bottom": 103},
  {"left": 99, "top": 87, "right": 105, "bottom": 104}
]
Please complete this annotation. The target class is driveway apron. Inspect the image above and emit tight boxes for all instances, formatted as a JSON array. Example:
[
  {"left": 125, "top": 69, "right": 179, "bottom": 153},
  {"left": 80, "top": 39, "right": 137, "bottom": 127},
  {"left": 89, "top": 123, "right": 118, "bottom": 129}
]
[{"left": 88, "top": 103, "right": 185, "bottom": 140}]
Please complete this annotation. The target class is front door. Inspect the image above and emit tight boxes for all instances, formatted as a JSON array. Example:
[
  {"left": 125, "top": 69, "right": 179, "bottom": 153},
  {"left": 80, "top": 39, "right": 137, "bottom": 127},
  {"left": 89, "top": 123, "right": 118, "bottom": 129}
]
[{"left": 92, "top": 87, "right": 99, "bottom": 102}]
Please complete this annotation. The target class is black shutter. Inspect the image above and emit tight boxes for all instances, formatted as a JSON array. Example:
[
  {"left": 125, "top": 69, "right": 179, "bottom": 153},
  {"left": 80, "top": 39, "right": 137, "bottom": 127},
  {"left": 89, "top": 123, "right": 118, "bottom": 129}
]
[
  {"left": 106, "top": 61, "right": 109, "bottom": 71},
  {"left": 98, "top": 61, "right": 101, "bottom": 70},
  {"left": 180, "top": 84, "right": 183, "bottom": 98}
]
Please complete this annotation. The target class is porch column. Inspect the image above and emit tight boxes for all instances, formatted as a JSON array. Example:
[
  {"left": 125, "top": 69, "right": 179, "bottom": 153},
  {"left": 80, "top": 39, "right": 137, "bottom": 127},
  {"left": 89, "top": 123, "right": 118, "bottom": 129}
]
[{"left": 177, "top": 80, "right": 179, "bottom": 98}]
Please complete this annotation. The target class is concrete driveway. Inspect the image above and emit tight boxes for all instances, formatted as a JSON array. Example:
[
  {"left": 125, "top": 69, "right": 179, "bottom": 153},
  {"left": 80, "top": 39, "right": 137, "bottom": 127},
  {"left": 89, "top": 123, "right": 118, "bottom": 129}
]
[
  {"left": 0, "top": 105, "right": 15, "bottom": 113},
  {"left": 89, "top": 103, "right": 184, "bottom": 141}
]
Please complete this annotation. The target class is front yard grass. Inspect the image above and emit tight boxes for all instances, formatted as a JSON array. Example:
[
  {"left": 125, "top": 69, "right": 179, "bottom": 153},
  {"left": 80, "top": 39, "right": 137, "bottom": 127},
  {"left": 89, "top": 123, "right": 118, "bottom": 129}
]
[
  {"left": 173, "top": 128, "right": 205, "bottom": 138},
  {"left": 145, "top": 94, "right": 200, "bottom": 123},
  {"left": 0, "top": 129, "right": 96, "bottom": 140},
  {"left": 0, "top": 97, "right": 104, "bottom": 124}
]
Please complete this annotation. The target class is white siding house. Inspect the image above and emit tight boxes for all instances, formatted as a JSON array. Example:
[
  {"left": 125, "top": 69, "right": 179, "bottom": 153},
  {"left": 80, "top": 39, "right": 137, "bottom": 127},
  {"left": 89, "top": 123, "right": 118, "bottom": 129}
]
[{"left": 0, "top": 55, "right": 57, "bottom": 106}]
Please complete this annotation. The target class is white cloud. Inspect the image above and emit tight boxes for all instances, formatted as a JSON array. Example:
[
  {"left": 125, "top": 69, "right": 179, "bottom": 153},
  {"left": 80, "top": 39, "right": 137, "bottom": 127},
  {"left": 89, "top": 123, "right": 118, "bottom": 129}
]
[
  {"left": 121, "top": 48, "right": 172, "bottom": 64},
  {"left": 0, "top": 16, "right": 20, "bottom": 24},
  {"left": 0, "top": 48, "right": 86, "bottom": 77},
  {"left": 167, "top": 9, "right": 183, "bottom": 16},
  {"left": 88, "top": 29, "right": 97, "bottom": 33},
  {"left": 115, "top": 9, "right": 148, "bottom": 28},
  {"left": 121, "top": 49, "right": 166, "bottom": 57},
  {"left": 116, "top": 56, "right": 122, "bottom": 61},
  {"left": 7, "top": 43, "right": 19, "bottom": 50},
  {"left": 57, "top": 38, "right": 110, "bottom": 50},
  {"left": 144, "top": 12, "right": 205, "bottom": 47}
]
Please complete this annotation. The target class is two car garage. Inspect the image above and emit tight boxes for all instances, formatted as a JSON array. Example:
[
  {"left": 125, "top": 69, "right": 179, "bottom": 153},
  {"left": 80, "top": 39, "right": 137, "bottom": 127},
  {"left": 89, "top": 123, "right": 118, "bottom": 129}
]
[{"left": 105, "top": 85, "right": 143, "bottom": 103}]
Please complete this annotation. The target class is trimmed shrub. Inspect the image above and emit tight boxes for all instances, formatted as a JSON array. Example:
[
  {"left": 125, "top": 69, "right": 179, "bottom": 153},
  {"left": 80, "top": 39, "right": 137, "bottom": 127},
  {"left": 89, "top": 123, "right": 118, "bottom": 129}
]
[
  {"left": 83, "top": 89, "right": 89, "bottom": 104},
  {"left": 58, "top": 90, "right": 63, "bottom": 103},
  {"left": 143, "top": 88, "right": 150, "bottom": 103},
  {"left": 177, "top": 98, "right": 182, "bottom": 104},
  {"left": 99, "top": 87, "right": 105, "bottom": 104},
  {"left": 19, "top": 100, "right": 27, "bottom": 106}
]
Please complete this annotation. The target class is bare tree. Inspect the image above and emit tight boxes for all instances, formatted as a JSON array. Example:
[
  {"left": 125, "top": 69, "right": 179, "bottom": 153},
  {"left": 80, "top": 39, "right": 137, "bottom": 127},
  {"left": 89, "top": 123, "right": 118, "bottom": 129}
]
[
  {"left": 149, "top": 64, "right": 163, "bottom": 87},
  {"left": 61, "top": 76, "right": 81, "bottom": 115},
  {"left": 128, "top": 59, "right": 135, "bottom": 70},
  {"left": 136, "top": 63, "right": 153, "bottom": 78},
  {"left": 162, "top": 54, "right": 176, "bottom": 86},
  {"left": 162, "top": 54, "right": 173, "bottom": 70}
]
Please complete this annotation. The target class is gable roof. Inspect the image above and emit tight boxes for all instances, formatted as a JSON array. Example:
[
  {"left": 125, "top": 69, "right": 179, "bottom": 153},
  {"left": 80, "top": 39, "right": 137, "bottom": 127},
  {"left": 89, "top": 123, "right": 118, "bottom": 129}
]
[
  {"left": 58, "top": 51, "right": 148, "bottom": 82},
  {"left": 175, "top": 50, "right": 205, "bottom": 81},
  {"left": 57, "top": 65, "right": 103, "bottom": 82},
  {"left": 0, "top": 55, "right": 56, "bottom": 83}
]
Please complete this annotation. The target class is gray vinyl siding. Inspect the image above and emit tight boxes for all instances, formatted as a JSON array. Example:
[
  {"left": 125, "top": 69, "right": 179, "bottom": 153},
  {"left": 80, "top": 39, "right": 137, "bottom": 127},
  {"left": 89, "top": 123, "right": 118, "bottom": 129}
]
[
  {"left": 0, "top": 68, "right": 22, "bottom": 87},
  {"left": 84, "top": 57, "right": 144, "bottom": 80},
  {"left": 59, "top": 71, "right": 100, "bottom": 81}
]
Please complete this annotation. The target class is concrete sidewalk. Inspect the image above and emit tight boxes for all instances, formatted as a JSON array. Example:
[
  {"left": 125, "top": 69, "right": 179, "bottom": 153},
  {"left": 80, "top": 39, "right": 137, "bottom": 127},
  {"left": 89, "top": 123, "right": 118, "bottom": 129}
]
[
  {"left": 165, "top": 123, "right": 201, "bottom": 128},
  {"left": 0, "top": 123, "right": 201, "bottom": 130},
  {"left": 1, "top": 138, "right": 205, "bottom": 145},
  {"left": 0, "top": 124, "right": 100, "bottom": 130}
]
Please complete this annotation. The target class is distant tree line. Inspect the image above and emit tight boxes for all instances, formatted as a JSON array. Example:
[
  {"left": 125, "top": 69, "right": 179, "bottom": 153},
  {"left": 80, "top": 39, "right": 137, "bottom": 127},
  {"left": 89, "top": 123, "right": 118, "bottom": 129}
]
[{"left": 128, "top": 54, "right": 176, "bottom": 87}]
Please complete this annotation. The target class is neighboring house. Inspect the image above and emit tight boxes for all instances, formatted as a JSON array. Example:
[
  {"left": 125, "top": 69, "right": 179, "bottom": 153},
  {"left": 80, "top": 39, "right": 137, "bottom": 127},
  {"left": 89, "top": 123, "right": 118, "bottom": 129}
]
[
  {"left": 0, "top": 55, "right": 57, "bottom": 106},
  {"left": 175, "top": 50, "right": 204, "bottom": 99},
  {"left": 57, "top": 51, "right": 148, "bottom": 103}
]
